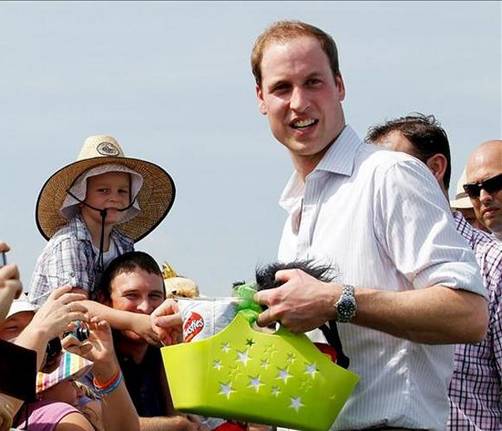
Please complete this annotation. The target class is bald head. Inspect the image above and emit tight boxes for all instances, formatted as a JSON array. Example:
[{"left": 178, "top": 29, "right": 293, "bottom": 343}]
[
  {"left": 466, "top": 141, "right": 502, "bottom": 181},
  {"left": 465, "top": 140, "right": 502, "bottom": 236}
]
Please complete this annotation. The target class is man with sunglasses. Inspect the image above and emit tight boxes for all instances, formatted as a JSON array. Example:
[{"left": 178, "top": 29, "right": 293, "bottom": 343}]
[
  {"left": 368, "top": 115, "right": 502, "bottom": 430},
  {"left": 465, "top": 140, "right": 502, "bottom": 242}
]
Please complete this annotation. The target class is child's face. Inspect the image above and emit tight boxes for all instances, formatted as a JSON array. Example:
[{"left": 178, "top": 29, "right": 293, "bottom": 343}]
[
  {"left": 40, "top": 380, "right": 80, "bottom": 406},
  {"left": 81, "top": 171, "right": 131, "bottom": 226},
  {"left": 0, "top": 311, "right": 34, "bottom": 342}
]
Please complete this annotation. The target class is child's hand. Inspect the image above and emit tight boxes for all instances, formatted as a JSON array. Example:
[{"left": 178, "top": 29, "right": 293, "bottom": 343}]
[
  {"left": 151, "top": 299, "right": 183, "bottom": 345},
  {"left": 130, "top": 313, "right": 161, "bottom": 346}
]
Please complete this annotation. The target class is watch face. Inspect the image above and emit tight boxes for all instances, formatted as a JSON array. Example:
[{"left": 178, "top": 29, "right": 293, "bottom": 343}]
[{"left": 337, "top": 289, "right": 356, "bottom": 323}]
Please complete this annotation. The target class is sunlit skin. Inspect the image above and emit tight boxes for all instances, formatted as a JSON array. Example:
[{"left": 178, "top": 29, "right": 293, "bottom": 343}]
[
  {"left": 39, "top": 380, "right": 80, "bottom": 407},
  {"left": 0, "top": 311, "right": 34, "bottom": 342},
  {"left": 80, "top": 172, "right": 131, "bottom": 242},
  {"left": 256, "top": 36, "right": 346, "bottom": 179},
  {"left": 466, "top": 141, "right": 502, "bottom": 236},
  {"left": 108, "top": 269, "right": 165, "bottom": 344}
]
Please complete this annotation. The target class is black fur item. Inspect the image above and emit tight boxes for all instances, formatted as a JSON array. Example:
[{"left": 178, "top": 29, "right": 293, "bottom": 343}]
[
  {"left": 254, "top": 259, "right": 350, "bottom": 369},
  {"left": 255, "top": 260, "right": 336, "bottom": 290}
]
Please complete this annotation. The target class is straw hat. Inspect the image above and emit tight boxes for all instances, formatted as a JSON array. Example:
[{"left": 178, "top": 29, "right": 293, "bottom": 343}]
[
  {"left": 450, "top": 169, "right": 472, "bottom": 209},
  {"left": 36, "top": 135, "right": 176, "bottom": 242},
  {"left": 36, "top": 351, "right": 93, "bottom": 393}
]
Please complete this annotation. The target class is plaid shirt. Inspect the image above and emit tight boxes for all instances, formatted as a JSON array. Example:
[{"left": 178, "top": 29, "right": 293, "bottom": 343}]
[
  {"left": 448, "top": 212, "right": 502, "bottom": 430},
  {"left": 29, "top": 214, "right": 134, "bottom": 305}
]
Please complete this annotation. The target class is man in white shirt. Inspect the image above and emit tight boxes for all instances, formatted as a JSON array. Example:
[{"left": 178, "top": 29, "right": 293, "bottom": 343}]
[
  {"left": 251, "top": 20, "right": 488, "bottom": 430},
  {"left": 465, "top": 141, "right": 502, "bottom": 242}
]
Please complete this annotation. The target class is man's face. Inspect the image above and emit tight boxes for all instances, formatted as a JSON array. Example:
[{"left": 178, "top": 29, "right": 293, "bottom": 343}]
[
  {"left": 256, "top": 36, "right": 345, "bottom": 172},
  {"left": 466, "top": 145, "right": 502, "bottom": 235},
  {"left": 0, "top": 311, "right": 33, "bottom": 342},
  {"left": 109, "top": 268, "right": 165, "bottom": 342},
  {"left": 81, "top": 172, "right": 131, "bottom": 226}
]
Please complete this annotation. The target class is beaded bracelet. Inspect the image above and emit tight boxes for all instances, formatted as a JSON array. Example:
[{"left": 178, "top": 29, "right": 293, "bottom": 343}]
[{"left": 93, "top": 371, "right": 123, "bottom": 396}]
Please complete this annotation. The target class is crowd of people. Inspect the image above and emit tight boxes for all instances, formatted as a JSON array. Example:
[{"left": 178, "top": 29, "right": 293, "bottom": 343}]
[{"left": 1, "top": 19, "right": 501, "bottom": 431}]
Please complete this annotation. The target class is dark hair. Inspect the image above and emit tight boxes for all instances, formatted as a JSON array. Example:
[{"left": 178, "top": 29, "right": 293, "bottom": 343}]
[
  {"left": 93, "top": 251, "right": 164, "bottom": 302},
  {"left": 255, "top": 260, "right": 337, "bottom": 290},
  {"left": 366, "top": 113, "right": 452, "bottom": 189},
  {"left": 251, "top": 20, "right": 341, "bottom": 87}
]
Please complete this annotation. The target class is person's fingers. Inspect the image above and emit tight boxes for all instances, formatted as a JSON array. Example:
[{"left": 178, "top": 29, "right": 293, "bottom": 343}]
[
  {"left": 0, "top": 264, "right": 20, "bottom": 281},
  {"left": 58, "top": 292, "right": 87, "bottom": 305},
  {"left": 255, "top": 307, "right": 278, "bottom": 328},
  {"left": 152, "top": 299, "right": 179, "bottom": 318},
  {"left": 152, "top": 313, "right": 182, "bottom": 329},
  {"left": 274, "top": 268, "right": 296, "bottom": 284},
  {"left": 45, "top": 286, "right": 73, "bottom": 302},
  {"left": 66, "top": 311, "right": 88, "bottom": 323},
  {"left": 0, "top": 279, "right": 22, "bottom": 295},
  {"left": 61, "top": 333, "right": 81, "bottom": 350},
  {"left": 253, "top": 288, "right": 274, "bottom": 307},
  {"left": 65, "top": 302, "right": 88, "bottom": 314}
]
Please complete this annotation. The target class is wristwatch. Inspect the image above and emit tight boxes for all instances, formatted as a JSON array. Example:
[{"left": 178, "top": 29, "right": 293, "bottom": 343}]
[{"left": 335, "top": 284, "right": 356, "bottom": 323}]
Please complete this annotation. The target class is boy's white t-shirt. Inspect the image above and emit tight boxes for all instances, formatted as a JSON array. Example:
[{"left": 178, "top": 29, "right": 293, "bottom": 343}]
[{"left": 92, "top": 240, "right": 119, "bottom": 269}]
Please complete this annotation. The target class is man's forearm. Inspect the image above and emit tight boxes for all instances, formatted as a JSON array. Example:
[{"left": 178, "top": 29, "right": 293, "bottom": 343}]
[
  {"left": 256, "top": 272, "right": 488, "bottom": 343},
  {"left": 353, "top": 284, "right": 488, "bottom": 344}
]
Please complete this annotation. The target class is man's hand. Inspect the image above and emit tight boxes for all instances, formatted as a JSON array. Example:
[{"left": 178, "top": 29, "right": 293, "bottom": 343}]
[
  {"left": 254, "top": 269, "right": 339, "bottom": 333},
  {"left": 151, "top": 299, "right": 183, "bottom": 345}
]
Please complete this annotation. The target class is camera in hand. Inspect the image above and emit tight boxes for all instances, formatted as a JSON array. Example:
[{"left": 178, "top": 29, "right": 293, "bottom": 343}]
[{"left": 63, "top": 321, "right": 90, "bottom": 342}]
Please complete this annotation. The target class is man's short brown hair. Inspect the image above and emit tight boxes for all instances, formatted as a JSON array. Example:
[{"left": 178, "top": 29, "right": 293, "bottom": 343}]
[{"left": 251, "top": 20, "right": 341, "bottom": 87}]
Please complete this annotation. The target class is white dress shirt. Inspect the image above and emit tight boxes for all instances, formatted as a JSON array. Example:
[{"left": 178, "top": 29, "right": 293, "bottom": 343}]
[{"left": 277, "top": 126, "right": 485, "bottom": 430}]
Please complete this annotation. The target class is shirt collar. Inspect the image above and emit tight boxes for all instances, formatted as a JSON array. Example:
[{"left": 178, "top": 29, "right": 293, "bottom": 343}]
[
  {"left": 71, "top": 214, "right": 133, "bottom": 248},
  {"left": 279, "top": 125, "right": 362, "bottom": 212}
]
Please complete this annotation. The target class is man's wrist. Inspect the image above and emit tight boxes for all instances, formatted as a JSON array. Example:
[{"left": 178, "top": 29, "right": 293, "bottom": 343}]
[{"left": 334, "top": 284, "right": 357, "bottom": 323}]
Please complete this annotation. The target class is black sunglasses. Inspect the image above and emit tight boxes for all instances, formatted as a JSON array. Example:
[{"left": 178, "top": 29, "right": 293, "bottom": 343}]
[{"left": 463, "top": 173, "right": 502, "bottom": 198}]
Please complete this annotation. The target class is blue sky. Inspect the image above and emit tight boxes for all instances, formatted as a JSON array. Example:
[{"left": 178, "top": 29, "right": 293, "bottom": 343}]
[{"left": 1, "top": 1, "right": 500, "bottom": 296}]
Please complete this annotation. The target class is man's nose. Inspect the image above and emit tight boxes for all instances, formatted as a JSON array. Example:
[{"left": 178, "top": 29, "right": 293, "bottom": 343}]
[
  {"left": 137, "top": 298, "right": 153, "bottom": 314},
  {"left": 479, "top": 188, "right": 494, "bottom": 204},
  {"left": 289, "top": 87, "right": 309, "bottom": 112}
]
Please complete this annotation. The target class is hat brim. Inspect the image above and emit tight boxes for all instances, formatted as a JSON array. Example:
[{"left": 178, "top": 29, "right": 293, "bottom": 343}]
[
  {"left": 450, "top": 195, "right": 473, "bottom": 209},
  {"left": 36, "top": 156, "right": 175, "bottom": 242},
  {"left": 36, "top": 351, "right": 93, "bottom": 393}
]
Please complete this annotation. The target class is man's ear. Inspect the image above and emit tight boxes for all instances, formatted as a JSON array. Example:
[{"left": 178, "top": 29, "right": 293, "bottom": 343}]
[
  {"left": 256, "top": 84, "right": 267, "bottom": 115},
  {"left": 426, "top": 153, "right": 448, "bottom": 184},
  {"left": 334, "top": 74, "right": 346, "bottom": 102}
]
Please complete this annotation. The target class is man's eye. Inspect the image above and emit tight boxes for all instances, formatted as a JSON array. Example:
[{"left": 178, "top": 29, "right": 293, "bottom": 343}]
[
  {"left": 119, "top": 189, "right": 129, "bottom": 194},
  {"left": 271, "top": 84, "right": 290, "bottom": 94},
  {"left": 306, "top": 78, "right": 321, "bottom": 87}
]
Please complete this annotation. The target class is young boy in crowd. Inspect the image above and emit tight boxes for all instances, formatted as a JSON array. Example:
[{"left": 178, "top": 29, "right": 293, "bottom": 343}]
[{"left": 29, "top": 135, "right": 176, "bottom": 342}]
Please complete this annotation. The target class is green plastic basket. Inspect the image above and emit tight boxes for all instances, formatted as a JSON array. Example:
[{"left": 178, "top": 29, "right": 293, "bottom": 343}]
[{"left": 161, "top": 310, "right": 359, "bottom": 431}]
